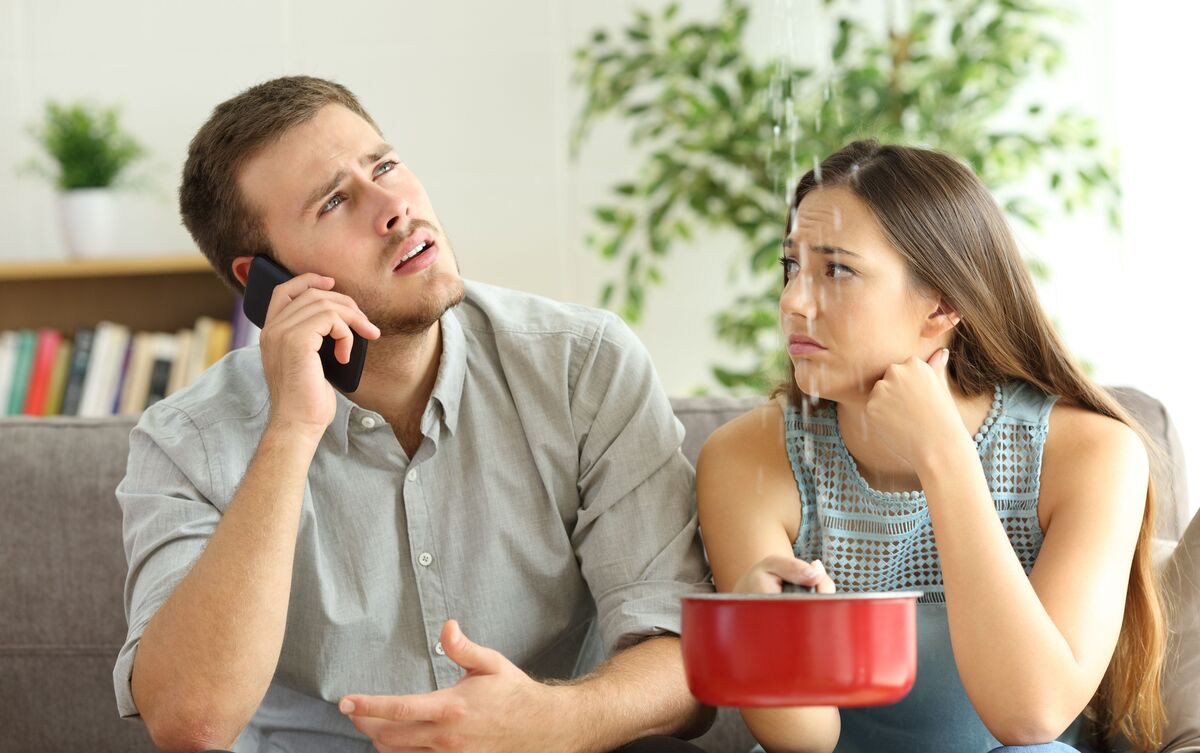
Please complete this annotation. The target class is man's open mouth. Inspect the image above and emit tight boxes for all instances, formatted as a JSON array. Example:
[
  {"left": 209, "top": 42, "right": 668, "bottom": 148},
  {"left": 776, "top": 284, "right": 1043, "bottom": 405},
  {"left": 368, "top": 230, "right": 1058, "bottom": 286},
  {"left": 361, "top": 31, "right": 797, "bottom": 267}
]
[{"left": 394, "top": 240, "right": 434, "bottom": 271}]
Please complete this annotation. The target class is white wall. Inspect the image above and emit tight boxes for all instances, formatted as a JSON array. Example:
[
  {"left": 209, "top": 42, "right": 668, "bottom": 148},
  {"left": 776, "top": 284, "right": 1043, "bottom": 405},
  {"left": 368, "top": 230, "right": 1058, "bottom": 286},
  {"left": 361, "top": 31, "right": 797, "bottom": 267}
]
[{"left": 0, "top": 0, "right": 1195, "bottom": 514}]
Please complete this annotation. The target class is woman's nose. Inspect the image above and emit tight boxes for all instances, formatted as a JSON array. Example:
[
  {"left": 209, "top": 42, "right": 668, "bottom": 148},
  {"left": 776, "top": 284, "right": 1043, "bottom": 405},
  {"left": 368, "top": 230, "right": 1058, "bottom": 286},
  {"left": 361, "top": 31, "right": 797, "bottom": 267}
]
[{"left": 780, "top": 273, "right": 818, "bottom": 318}]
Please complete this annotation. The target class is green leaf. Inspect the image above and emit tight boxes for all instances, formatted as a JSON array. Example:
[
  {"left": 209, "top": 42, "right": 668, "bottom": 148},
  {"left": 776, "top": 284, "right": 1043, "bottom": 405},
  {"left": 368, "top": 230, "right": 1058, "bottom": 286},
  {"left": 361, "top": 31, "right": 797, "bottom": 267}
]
[
  {"left": 709, "top": 83, "right": 733, "bottom": 111},
  {"left": 572, "top": 0, "right": 1107, "bottom": 395},
  {"left": 594, "top": 207, "right": 620, "bottom": 224},
  {"left": 28, "top": 100, "right": 146, "bottom": 189},
  {"left": 833, "top": 18, "right": 852, "bottom": 62}
]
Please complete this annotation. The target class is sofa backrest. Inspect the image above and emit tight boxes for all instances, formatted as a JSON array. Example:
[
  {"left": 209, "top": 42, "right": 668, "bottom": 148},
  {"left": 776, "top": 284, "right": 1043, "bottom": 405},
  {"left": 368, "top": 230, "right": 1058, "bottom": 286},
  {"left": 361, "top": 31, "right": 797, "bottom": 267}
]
[
  {"left": 671, "top": 388, "right": 1191, "bottom": 540},
  {"left": 0, "top": 386, "right": 1189, "bottom": 752}
]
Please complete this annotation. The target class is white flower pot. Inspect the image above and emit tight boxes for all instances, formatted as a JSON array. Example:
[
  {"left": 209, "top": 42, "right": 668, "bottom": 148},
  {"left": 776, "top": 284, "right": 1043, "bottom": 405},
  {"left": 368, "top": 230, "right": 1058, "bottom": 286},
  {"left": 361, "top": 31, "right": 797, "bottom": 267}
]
[{"left": 59, "top": 188, "right": 117, "bottom": 258}]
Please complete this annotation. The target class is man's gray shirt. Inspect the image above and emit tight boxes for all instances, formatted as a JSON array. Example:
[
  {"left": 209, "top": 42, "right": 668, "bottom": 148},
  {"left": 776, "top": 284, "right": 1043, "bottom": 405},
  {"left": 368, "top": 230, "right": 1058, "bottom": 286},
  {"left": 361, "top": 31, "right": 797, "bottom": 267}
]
[{"left": 113, "top": 280, "right": 711, "bottom": 751}]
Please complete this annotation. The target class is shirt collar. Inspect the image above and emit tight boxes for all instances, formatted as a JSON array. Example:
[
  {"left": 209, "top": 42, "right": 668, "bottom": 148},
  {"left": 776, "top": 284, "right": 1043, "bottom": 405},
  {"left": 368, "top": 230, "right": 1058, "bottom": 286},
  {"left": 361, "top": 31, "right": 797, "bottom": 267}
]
[
  {"left": 429, "top": 305, "right": 466, "bottom": 437},
  {"left": 327, "top": 305, "right": 467, "bottom": 453}
]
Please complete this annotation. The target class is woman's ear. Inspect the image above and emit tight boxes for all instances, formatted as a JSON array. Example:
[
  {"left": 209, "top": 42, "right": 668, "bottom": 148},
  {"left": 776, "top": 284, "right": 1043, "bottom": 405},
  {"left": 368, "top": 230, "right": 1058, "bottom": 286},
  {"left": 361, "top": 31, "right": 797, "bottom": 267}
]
[{"left": 923, "top": 297, "right": 961, "bottom": 337}]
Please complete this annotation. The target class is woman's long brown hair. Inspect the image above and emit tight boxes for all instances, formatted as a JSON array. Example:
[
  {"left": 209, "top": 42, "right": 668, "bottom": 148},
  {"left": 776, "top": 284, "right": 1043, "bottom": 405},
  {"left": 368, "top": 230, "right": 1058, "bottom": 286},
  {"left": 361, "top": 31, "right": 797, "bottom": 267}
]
[{"left": 781, "top": 140, "right": 1167, "bottom": 750}]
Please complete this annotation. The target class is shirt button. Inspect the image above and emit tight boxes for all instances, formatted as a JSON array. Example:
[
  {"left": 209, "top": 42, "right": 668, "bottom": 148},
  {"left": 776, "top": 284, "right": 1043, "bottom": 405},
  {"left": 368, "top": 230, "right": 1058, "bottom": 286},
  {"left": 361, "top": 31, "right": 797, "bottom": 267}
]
[
  {"left": 406, "top": 469, "right": 418, "bottom": 482},
  {"left": 418, "top": 552, "right": 434, "bottom": 567},
  {"left": 434, "top": 641, "right": 445, "bottom": 656},
  {"left": 360, "top": 416, "right": 376, "bottom": 429}
]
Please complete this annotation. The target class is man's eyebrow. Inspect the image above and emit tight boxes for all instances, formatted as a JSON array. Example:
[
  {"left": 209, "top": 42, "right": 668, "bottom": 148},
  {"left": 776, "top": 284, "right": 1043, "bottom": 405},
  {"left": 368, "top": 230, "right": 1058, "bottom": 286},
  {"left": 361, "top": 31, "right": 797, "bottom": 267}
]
[{"left": 300, "top": 143, "right": 395, "bottom": 217}]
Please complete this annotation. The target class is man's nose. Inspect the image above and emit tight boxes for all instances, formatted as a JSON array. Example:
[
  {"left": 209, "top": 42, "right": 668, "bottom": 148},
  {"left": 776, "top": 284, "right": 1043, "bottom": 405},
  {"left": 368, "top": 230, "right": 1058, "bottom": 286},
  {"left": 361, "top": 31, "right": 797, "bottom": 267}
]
[{"left": 374, "top": 185, "right": 411, "bottom": 236}]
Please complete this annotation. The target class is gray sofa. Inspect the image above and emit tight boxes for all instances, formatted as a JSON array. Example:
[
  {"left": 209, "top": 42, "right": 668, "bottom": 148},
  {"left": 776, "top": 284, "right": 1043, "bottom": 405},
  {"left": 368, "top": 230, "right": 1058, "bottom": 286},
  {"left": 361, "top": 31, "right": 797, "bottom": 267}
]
[{"left": 2, "top": 391, "right": 1197, "bottom": 752}]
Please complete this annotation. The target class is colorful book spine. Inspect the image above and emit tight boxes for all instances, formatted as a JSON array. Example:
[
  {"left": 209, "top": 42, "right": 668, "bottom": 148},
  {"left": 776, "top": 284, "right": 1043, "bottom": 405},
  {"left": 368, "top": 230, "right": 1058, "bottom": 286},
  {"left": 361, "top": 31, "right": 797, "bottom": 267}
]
[
  {"left": 118, "top": 333, "right": 153, "bottom": 416},
  {"left": 205, "top": 320, "right": 232, "bottom": 369},
  {"left": 0, "top": 331, "right": 17, "bottom": 414},
  {"left": 186, "top": 317, "right": 215, "bottom": 386},
  {"left": 22, "top": 329, "right": 63, "bottom": 416},
  {"left": 108, "top": 328, "right": 134, "bottom": 416},
  {"left": 166, "top": 329, "right": 192, "bottom": 397},
  {"left": 77, "top": 324, "right": 112, "bottom": 417},
  {"left": 6, "top": 330, "right": 36, "bottom": 416},
  {"left": 60, "top": 327, "right": 95, "bottom": 416},
  {"left": 144, "top": 334, "right": 177, "bottom": 408},
  {"left": 44, "top": 339, "right": 73, "bottom": 416}
]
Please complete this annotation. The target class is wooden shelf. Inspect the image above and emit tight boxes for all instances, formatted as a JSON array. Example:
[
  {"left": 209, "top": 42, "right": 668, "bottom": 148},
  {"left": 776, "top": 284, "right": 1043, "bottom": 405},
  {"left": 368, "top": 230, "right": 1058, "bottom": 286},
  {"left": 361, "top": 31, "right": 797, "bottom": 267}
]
[
  {"left": 0, "top": 253, "right": 213, "bottom": 281},
  {"left": 0, "top": 253, "right": 237, "bottom": 334}
]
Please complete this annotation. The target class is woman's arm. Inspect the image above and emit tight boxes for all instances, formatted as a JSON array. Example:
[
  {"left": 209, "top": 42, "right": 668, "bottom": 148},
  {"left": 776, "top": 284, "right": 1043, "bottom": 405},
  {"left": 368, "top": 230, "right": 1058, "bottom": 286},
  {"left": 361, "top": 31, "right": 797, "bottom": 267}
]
[
  {"left": 915, "top": 405, "right": 1148, "bottom": 745},
  {"left": 862, "top": 353, "right": 1150, "bottom": 745},
  {"left": 696, "top": 405, "right": 840, "bottom": 753}
]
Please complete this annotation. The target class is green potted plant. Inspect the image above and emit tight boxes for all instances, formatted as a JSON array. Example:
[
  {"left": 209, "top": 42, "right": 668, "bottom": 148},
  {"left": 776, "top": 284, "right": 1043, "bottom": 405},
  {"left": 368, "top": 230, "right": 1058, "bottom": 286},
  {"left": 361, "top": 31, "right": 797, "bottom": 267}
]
[
  {"left": 572, "top": 0, "right": 1119, "bottom": 392},
  {"left": 26, "top": 100, "right": 146, "bottom": 258}
]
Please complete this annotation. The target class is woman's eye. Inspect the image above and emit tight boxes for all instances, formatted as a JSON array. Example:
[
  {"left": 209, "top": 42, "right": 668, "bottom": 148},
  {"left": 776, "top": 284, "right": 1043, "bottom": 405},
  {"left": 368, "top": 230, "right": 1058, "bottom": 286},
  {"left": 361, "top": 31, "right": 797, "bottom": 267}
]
[
  {"left": 779, "top": 256, "right": 800, "bottom": 281},
  {"left": 374, "top": 160, "right": 398, "bottom": 177},
  {"left": 826, "top": 262, "right": 854, "bottom": 279},
  {"left": 319, "top": 194, "right": 345, "bottom": 216}
]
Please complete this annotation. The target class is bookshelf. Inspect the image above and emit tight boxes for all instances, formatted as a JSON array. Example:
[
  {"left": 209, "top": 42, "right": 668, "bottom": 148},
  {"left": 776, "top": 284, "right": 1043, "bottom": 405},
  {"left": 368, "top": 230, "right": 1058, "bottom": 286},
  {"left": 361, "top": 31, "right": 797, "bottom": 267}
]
[{"left": 0, "top": 253, "right": 236, "bottom": 333}]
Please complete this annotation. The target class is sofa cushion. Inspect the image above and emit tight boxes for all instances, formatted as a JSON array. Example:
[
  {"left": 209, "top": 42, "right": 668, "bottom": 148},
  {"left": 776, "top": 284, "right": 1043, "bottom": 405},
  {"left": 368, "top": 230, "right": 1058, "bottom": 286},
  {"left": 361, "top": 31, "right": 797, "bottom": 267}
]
[
  {"left": 0, "top": 416, "right": 154, "bottom": 752},
  {"left": 0, "top": 385, "right": 1189, "bottom": 753},
  {"left": 1160, "top": 510, "right": 1200, "bottom": 752}
]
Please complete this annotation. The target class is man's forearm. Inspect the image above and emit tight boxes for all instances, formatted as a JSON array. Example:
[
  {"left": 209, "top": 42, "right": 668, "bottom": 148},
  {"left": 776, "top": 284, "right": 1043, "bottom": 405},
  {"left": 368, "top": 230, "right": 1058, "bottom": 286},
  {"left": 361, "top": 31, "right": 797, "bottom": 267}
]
[
  {"left": 553, "top": 636, "right": 711, "bottom": 753},
  {"left": 131, "top": 421, "right": 323, "bottom": 752}
]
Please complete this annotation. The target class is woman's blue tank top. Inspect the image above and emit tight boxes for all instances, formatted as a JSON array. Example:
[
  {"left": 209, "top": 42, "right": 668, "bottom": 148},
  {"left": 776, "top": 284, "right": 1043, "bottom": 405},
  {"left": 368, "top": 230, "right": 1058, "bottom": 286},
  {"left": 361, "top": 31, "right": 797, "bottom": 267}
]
[{"left": 771, "top": 379, "right": 1095, "bottom": 753}]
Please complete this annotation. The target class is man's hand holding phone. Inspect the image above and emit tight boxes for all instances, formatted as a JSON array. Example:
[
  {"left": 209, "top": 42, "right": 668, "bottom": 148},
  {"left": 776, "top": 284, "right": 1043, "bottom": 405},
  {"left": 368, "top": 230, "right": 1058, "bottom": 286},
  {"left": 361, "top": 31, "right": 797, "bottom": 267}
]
[{"left": 256, "top": 272, "right": 380, "bottom": 436}]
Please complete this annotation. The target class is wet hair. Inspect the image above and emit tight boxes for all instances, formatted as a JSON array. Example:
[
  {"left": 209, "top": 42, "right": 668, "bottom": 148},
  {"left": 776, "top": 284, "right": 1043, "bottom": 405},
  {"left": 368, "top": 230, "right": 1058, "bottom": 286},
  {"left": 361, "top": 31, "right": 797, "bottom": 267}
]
[
  {"left": 179, "top": 75, "right": 381, "bottom": 292},
  {"left": 780, "top": 140, "right": 1167, "bottom": 751}
]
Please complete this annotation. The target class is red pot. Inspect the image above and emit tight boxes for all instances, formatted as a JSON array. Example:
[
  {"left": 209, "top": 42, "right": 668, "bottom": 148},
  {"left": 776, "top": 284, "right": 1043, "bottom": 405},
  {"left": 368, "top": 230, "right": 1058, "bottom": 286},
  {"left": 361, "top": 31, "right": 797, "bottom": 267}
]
[{"left": 681, "top": 591, "right": 921, "bottom": 707}]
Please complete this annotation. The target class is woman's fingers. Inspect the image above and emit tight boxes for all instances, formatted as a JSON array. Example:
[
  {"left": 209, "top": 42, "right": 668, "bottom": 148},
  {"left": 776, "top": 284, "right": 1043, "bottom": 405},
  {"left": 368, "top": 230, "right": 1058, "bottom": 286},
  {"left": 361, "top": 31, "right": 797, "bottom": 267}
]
[{"left": 809, "top": 559, "right": 837, "bottom": 594}]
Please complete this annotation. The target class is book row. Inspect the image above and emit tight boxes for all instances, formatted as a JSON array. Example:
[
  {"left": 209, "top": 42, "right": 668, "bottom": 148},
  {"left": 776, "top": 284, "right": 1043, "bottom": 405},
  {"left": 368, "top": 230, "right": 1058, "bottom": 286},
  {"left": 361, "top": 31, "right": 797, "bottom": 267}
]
[{"left": 0, "top": 301, "right": 259, "bottom": 418}]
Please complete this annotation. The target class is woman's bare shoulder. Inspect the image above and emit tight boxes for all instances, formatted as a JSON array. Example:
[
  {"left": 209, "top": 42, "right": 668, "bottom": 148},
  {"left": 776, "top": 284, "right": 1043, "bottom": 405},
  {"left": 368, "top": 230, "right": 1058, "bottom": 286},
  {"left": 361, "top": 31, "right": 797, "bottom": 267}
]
[
  {"left": 1039, "top": 401, "right": 1149, "bottom": 525},
  {"left": 700, "top": 400, "right": 787, "bottom": 464},
  {"left": 697, "top": 399, "right": 803, "bottom": 540}
]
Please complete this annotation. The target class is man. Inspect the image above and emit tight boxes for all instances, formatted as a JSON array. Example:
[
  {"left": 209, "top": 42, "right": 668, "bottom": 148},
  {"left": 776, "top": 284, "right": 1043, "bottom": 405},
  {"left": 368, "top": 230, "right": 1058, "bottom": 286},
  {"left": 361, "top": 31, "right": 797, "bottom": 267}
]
[{"left": 113, "top": 76, "right": 714, "bottom": 753}]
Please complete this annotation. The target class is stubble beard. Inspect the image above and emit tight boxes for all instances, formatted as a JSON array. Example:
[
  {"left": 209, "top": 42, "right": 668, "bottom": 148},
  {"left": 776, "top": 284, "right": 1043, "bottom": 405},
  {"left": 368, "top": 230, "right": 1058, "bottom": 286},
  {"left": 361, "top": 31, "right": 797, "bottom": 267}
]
[{"left": 366, "top": 270, "right": 466, "bottom": 337}]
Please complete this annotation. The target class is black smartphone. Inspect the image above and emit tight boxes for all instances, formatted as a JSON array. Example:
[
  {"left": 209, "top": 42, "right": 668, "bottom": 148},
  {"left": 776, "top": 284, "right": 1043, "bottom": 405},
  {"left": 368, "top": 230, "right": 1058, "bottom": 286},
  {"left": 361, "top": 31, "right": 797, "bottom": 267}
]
[{"left": 242, "top": 254, "right": 369, "bottom": 393}]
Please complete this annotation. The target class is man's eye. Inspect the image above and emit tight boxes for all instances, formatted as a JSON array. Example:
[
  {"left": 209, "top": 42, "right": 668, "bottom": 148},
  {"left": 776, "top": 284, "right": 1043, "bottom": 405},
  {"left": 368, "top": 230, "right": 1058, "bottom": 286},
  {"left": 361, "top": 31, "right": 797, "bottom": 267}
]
[
  {"left": 319, "top": 194, "right": 345, "bottom": 216},
  {"left": 374, "top": 160, "right": 398, "bottom": 177}
]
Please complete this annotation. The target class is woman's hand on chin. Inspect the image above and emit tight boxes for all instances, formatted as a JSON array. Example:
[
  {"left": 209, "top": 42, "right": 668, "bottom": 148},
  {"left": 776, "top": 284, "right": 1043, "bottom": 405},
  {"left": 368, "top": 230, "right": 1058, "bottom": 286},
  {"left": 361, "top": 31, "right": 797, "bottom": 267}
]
[{"left": 864, "top": 348, "right": 973, "bottom": 470}]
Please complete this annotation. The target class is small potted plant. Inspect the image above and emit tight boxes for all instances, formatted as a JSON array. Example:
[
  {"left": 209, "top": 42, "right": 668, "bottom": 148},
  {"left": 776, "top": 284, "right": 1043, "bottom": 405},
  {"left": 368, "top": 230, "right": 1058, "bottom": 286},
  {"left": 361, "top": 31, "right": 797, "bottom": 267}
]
[{"left": 27, "top": 101, "right": 145, "bottom": 258}]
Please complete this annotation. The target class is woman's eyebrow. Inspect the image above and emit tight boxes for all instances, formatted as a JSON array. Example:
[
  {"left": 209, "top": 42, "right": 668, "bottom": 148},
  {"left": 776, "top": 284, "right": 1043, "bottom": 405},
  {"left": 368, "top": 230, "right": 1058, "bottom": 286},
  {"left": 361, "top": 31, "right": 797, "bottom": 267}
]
[
  {"left": 811, "top": 244, "right": 863, "bottom": 259},
  {"left": 781, "top": 238, "right": 864, "bottom": 259}
]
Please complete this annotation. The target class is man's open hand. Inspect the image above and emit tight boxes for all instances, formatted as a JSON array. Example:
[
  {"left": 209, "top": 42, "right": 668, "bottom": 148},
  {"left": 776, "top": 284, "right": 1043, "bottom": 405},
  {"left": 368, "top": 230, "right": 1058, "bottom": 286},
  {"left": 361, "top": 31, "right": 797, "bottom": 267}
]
[{"left": 340, "top": 620, "right": 575, "bottom": 752}]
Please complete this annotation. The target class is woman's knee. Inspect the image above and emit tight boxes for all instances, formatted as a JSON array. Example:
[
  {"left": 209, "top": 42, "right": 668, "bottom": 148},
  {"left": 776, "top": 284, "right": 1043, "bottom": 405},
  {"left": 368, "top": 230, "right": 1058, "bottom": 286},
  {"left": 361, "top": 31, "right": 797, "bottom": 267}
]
[{"left": 988, "top": 742, "right": 1080, "bottom": 753}]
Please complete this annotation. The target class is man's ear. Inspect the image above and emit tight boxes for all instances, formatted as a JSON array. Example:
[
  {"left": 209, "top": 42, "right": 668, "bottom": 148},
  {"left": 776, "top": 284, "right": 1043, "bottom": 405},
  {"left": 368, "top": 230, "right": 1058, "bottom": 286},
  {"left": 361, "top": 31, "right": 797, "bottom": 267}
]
[
  {"left": 231, "top": 256, "right": 255, "bottom": 287},
  {"left": 924, "top": 297, "right": 962, "bottom": 337}
]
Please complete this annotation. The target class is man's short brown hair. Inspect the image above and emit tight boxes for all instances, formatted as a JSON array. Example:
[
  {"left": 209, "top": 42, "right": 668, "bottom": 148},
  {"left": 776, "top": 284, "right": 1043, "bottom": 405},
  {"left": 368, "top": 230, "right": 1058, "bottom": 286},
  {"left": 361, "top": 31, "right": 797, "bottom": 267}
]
[{"left": 179, "top": 76, "right": 381, "bottom": 291}]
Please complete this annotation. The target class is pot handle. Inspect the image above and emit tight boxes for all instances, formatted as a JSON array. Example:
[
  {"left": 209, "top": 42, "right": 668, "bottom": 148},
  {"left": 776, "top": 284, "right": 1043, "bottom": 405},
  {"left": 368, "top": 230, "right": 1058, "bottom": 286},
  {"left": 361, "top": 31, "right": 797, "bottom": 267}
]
[{"left": 781, "top": 582, "right": 817, "bottom": 594}]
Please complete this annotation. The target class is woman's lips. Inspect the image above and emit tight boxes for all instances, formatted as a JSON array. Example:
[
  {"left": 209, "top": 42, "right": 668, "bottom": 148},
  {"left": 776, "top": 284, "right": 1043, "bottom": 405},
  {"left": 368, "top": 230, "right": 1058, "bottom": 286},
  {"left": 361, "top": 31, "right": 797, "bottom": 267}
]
[{"left": 787, "top": 335, "right": 826, "bottom": 356}]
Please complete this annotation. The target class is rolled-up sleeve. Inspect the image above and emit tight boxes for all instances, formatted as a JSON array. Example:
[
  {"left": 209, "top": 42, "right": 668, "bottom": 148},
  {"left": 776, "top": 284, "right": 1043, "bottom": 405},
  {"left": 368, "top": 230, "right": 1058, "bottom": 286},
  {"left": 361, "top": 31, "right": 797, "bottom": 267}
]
[
  {"left": 112, "top": 404, "right": 222, "bottom": 718},
  {"left": 570, "top": 313, "right": 713, "bottom": 655}
]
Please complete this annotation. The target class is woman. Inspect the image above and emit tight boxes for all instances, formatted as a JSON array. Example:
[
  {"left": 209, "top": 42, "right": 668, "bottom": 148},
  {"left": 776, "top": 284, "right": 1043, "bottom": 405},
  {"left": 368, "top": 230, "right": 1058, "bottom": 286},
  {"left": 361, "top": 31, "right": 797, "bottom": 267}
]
[{"left": 696, "top": 141, "right": 1166, "bottom": 753}]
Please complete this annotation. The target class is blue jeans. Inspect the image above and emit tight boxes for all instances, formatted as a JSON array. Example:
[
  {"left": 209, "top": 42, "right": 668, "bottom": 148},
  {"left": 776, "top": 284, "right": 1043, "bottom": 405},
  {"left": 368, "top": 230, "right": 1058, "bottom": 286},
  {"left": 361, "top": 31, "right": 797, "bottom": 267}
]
[{"left": 990, "top": 744, "right": 1080, "bottom": 752}]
